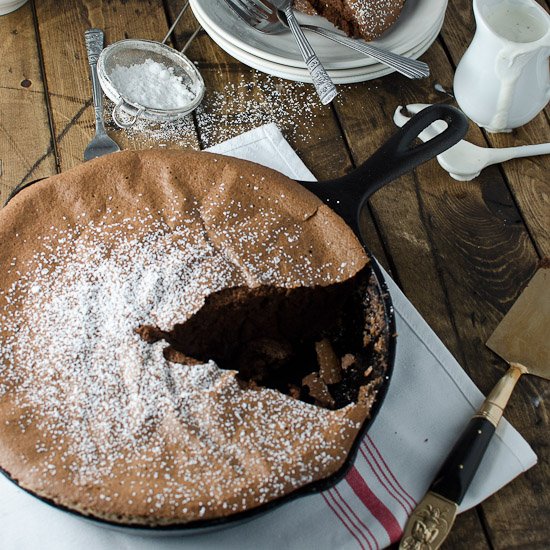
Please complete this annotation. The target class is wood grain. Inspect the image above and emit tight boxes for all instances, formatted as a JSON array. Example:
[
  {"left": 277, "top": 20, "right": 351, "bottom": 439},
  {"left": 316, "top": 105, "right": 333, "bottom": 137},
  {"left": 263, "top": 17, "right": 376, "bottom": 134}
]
[
  {"left": 332, "top": 31, "right": 543, "bottom": 548},
  {"left": 438, "top": 4, "right": 550, "bottom": 547},
  {"left": 441, "top": 0, "right": 550, "bottom": 258},
  {"left": 33, "top": 0, "right": 200, "bottom": 172},
  {"left": 0, "top": 1, "right": 55, "bottom": 203}
]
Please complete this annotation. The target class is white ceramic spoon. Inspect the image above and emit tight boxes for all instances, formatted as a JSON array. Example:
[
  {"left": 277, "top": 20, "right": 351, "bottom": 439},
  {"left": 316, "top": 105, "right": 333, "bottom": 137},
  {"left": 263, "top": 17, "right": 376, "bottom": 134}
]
[{"left": 393, "top": 103, "right": 550, "bottom": 181}]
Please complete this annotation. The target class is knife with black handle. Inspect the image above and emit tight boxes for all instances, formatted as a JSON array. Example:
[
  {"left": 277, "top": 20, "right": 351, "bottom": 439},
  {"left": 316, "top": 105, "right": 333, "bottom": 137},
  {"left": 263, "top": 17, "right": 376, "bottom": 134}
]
[
  {"left": 399, "top": 362, "right": 528, "bottom": 549},
  {"left": 400, "top": 264, "right": 550, "bottom": 550},
  {"left": 398, "top": 403, "right": 502, "bottom": 550}
]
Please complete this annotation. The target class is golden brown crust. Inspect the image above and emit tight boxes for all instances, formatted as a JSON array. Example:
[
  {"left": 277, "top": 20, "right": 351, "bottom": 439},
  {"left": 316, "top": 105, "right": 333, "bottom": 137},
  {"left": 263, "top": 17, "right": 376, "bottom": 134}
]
[
  {"left": 0, "top": 150, "right": 367, "bottom": 292},
  {"left": 0, "top": 150, "right": 373, "bottom": 526}
]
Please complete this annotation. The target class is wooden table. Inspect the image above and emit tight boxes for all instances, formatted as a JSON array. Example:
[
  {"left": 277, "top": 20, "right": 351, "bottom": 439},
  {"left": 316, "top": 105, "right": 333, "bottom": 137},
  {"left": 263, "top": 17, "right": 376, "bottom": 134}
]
[{"left": 1, "top": 1, "right": 548, "bottom": 548}]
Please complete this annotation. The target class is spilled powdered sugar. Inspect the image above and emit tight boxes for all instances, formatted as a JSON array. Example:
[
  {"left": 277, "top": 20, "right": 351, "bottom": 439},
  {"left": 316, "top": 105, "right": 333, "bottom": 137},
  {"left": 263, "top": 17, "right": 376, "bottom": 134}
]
[
  {"left": 0, "top": 201, "right": 360, "bottom": 521},
  {"left": 1, "top": 214, "right": 240, "bottom": 481},
  {"left": 107, "top": 74, "right": 326, "bottom": 149},
  {"left": 195, "top": 76, "right": 320, "bottom": 148}
]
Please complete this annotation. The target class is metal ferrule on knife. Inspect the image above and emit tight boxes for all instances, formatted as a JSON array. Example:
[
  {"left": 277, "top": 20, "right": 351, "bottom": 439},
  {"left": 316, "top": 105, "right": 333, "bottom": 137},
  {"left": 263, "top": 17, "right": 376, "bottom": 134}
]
[{"left": 473, "top": 362, "right": 526, "bottom": 427}]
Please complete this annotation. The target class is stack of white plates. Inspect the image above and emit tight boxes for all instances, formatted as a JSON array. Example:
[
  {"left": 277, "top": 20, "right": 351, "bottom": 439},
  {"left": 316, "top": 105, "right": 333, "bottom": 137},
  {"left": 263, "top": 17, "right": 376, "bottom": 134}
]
[{"left": 190, "top": 0, "right": 448, "bottom": 84}]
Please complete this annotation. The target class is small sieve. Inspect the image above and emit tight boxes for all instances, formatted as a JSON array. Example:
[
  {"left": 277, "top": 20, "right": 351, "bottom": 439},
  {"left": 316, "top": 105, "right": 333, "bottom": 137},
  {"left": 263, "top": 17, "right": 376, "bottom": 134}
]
[{"left": 97, "top": 2, "right": 204, "bottom": 128}]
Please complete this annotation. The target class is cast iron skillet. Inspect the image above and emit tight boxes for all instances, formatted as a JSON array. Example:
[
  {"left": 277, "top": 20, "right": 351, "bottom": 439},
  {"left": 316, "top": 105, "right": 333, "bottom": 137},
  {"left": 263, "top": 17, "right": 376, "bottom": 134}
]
[{"left": 1, "top": 104, "right": 468, "bottom": 534}]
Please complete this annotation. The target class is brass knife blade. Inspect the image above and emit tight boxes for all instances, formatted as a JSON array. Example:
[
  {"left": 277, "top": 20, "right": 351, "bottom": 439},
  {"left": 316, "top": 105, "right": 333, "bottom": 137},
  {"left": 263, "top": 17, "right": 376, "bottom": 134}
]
[{"left": 486, "top": 266, "right": 550, "bottom": 377}]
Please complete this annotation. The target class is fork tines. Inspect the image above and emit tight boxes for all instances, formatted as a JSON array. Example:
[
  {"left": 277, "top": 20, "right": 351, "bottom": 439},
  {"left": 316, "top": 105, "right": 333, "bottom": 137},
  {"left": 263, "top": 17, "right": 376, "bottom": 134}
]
[{"left": 224, "top": 0, "right": 281, "bottom": 33}]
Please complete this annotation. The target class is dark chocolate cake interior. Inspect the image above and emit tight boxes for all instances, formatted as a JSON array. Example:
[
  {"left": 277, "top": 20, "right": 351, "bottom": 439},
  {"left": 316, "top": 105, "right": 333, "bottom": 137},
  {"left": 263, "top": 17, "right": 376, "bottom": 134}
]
[{"left": 138, "top": 264, "right": 384, "bottom": 409}]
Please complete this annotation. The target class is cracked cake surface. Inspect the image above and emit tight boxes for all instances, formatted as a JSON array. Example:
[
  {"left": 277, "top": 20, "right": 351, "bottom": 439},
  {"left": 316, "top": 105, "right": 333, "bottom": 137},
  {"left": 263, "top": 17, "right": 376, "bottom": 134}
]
[{"left": 0, "top": 150, "right": 386, "bottom": 525}]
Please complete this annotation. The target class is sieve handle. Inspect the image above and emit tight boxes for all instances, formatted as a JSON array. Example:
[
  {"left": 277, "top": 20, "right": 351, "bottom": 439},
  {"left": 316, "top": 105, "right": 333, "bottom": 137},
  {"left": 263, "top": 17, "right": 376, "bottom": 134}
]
[{"left": 111, "top": 100, "right": 144, "bottom": 129}]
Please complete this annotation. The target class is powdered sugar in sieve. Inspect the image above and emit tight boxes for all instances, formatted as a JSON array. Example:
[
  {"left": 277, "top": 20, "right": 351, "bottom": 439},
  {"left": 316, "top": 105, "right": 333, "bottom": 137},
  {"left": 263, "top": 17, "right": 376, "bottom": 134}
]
[{"left": 97, "top": 3, "right": 204, "bottom": 128}]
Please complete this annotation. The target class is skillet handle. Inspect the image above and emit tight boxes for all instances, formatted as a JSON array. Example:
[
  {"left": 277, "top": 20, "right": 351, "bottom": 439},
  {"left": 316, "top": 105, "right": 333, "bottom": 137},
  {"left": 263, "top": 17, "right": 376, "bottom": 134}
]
[{"left": 299, "top": 104, "right": 468, "bottom": 233}]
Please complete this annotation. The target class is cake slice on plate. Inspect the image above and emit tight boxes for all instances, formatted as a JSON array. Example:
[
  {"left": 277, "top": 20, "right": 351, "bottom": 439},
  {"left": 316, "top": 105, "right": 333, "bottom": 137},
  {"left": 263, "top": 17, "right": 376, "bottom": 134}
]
[{"left": 294, "top": 0, "right": 405, "bottom": 41}]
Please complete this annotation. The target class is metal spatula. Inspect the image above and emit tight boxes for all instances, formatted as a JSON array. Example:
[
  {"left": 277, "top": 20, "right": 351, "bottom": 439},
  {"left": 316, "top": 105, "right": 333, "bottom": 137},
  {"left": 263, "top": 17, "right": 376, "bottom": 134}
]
[{"left": 400, "top": 263, "right": 550, "bottom": 550}]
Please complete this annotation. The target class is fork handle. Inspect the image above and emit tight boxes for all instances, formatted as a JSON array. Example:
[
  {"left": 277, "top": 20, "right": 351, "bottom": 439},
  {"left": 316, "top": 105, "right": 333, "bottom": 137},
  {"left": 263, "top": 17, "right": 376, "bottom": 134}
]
[
  {"left": 303, "top": 25, "right": 430, "bottom": 79},
  {"left": 85, "top": 29, "right": 106, "bottom": 133},
  {"left": 283, "top": 7, "right": 337, "bottom": 105}
]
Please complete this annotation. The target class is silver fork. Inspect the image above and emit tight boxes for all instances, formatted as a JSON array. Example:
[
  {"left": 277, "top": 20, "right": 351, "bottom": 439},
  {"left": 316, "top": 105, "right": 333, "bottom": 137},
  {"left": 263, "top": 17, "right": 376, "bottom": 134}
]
[
  {"left": 224, "top": 0, "right": 430, "bottom": 79},
  {"left": 229, "top": 0, "right": 337, "bottom": 104},
  {"left": 83, "top": 29, "right": 120, "bottom": 161}
]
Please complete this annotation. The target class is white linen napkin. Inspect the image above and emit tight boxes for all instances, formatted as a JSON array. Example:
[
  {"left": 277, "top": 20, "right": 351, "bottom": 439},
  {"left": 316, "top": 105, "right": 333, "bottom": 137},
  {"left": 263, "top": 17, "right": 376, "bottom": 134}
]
[{"left": 0, "top": 124, "right": 536, "bottom": 550}]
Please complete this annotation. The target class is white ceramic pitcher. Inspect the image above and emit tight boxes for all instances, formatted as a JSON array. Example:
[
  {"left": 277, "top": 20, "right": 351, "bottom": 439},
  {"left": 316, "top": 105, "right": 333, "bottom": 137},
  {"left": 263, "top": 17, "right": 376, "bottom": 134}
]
[{"left": 454, "top": 0, "right": 550, "bottom": 132}]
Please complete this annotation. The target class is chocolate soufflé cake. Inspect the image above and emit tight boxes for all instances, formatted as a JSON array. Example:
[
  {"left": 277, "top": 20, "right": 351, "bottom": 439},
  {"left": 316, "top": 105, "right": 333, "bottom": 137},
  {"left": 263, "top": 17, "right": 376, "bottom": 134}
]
[
  {"left": 0, "top": 150, "right": 389, "bottom": 526},
  {"left": 293, "top": 0, "right": 405, "bottom": 41}
]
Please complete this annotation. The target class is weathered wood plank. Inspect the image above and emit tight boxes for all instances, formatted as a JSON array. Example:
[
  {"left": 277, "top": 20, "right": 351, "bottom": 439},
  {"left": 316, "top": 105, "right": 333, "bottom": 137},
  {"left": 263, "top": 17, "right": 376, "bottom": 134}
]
[
  {"left": 0, "top": 1, "right": 55, "bottom": 203},
  {"left": 438, "top": 5, "right": 550, "bottom": 548},
  {"left": 443, "top": 508, "right": 491, "bottom": 549},
  {"left": 441, "top": 0, "right": 550, "bottom": 258}
]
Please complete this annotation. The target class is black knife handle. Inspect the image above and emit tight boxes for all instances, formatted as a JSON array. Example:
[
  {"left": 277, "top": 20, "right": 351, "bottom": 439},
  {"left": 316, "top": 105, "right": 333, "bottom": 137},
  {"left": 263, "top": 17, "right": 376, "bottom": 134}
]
[{"left": 430, "top": 416, "right": 496, "bottom": 504}]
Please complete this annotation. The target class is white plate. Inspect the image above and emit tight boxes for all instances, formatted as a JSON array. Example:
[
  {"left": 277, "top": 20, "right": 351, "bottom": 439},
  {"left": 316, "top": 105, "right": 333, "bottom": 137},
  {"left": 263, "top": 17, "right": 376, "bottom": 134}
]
[
  {"left": 0, "top": 0, "right": 28, "bottom": 15},
  {"left": 197, "top": 10, "right": 443, "bottom": 84},
  {"left": 190, "top": 0, "right": 447, "bottom": 70}
]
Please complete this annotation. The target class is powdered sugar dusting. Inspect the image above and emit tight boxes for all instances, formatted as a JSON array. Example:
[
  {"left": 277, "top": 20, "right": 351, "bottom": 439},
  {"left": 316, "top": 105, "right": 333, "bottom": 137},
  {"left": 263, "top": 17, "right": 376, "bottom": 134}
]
[
  {"left": 106, "top": 105, "right": 199, "bottom": 149},
  {"left": 349, "top": 0, "right": 403, "bottom": 34},
  {"left": 195, "top": 74, "right": 321, "bottom": 148},
  {"left": 0, "top": 198, "right": 362, "bottom": 524},
  {"left": 297, "top": 0, "right": 404, "bottom": 40}
]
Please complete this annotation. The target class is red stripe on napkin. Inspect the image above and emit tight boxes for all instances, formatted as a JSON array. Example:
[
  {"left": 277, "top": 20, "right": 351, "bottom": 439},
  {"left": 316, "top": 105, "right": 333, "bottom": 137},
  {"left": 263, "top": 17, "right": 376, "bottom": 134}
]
[
  {"left": 346, "top": 466, "right": 402, "bottom": 543},
  {"left": 332, "top": 486, "right": 378, "bottom": 549},
  {"left": 359, "top": 444, "right": 413, "bottom": 515},
  {"left": 365, "top": 435, "right": 417, "bottom": 510},
  {"left": 322, "top": 491, "right": 371, "bottom": 550}
]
